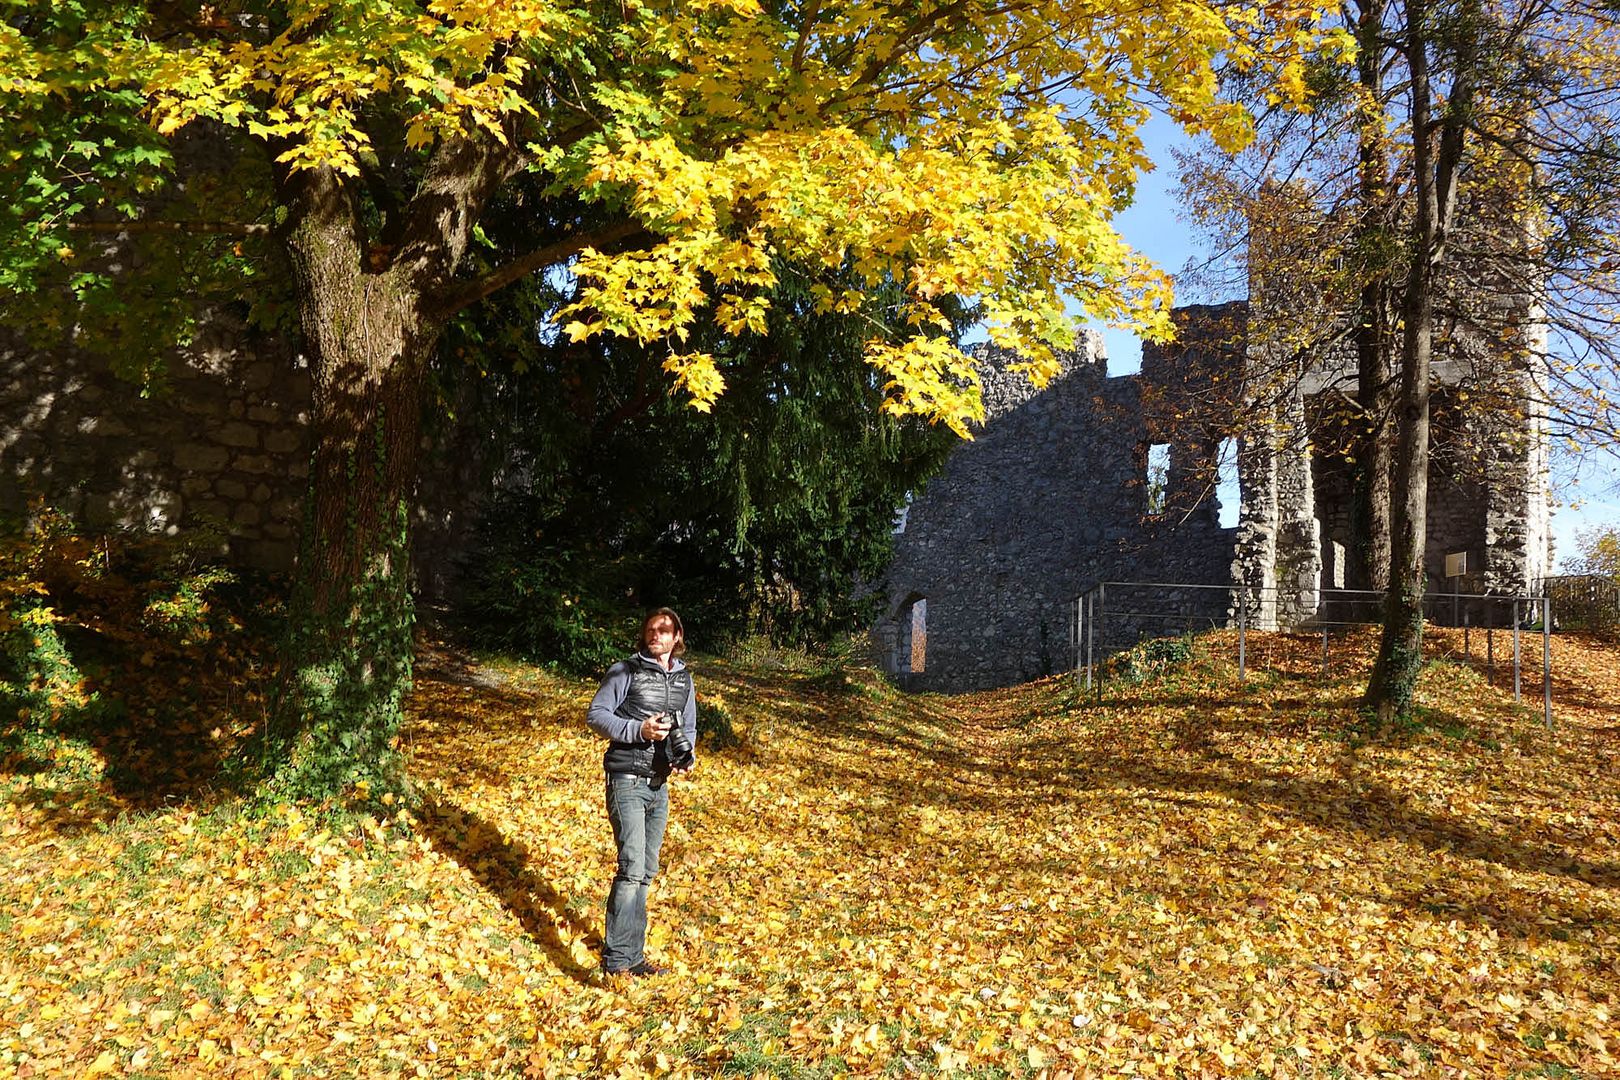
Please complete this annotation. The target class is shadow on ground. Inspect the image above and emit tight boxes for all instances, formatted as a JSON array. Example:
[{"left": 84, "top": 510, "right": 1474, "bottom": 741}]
[
  {"left": 415, "top": 787, "right": 602, "bottom": 985},
  {"left": 767, "top": 665, "right": 1620, "bottom": 948}
]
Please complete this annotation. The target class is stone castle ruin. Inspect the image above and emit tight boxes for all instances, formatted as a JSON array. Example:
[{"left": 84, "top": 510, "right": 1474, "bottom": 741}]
[
  {"left": 875, "top": 300, "right": 1552, "bottom": 692},
  {"left": 3, "top": 167, "right": 1552, "bottom": 692},
  {"left": 4, "top": 285, "right": 1552, "bottom": 697}
]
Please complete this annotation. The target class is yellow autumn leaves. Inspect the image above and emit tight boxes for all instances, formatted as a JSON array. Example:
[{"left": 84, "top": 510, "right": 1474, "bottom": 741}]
[
  {"left": 6, "top": 627, "right": 1617, "bottom": 1076},
  {"left": 564, "top": 114, "right": 1168, "bottom": 433},
  {"left": 3, "top": 0, "right": 1347, "bottom": 434}
]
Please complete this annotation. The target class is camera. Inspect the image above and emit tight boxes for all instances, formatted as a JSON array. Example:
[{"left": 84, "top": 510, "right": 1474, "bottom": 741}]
[{"left": 662, "top": 711, "right": 695, "bottom": 771}]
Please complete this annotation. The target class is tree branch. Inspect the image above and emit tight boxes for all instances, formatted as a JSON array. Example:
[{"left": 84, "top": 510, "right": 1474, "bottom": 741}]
[
  {"left": 825, "top": 0, "right": 1039, "bottom": 113},
  {"left": 428, "top": 219, "right": 649, "bottom": 319},
  {"left": 64, "top": 220, "right": 270, "bottom": 236},
  {"left": 791, "top": 0, "right": 822, "bottom": 73},
  {"left": 598, "top": 347, "right": 667, "bottom": 435}
]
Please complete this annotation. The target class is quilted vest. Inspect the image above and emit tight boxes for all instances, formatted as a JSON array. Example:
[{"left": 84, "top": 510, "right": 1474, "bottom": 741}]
[{"left": 602, "top": 654, "right": 694, "bottom": 777}]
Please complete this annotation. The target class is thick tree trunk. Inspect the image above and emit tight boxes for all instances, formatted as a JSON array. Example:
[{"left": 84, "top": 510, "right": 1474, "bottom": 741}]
[
  {"left": 271, "top": 343, "right": 427, "bottom": 798},
  {"left": 259, "top": 167, "right": 442, "bottom": 799},
  {"left": 242, "top": 129, "right": 522, "bottom": 800}
]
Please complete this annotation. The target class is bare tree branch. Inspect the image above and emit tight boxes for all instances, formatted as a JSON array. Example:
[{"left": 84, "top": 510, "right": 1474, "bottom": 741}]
[
  {"left": 791, "top": 0, "right": 823, "bottom": 73},
  {"left": 64, "top": 220, "right": 270, "bottom": 236},
  {"left": 428, "top": 219, "right": 649, "bottom": 319}
]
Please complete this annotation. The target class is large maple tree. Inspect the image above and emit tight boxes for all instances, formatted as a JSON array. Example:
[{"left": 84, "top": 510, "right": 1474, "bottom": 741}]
[{"left": 1, "top": 0, "right": 1337, "bottom": 796}]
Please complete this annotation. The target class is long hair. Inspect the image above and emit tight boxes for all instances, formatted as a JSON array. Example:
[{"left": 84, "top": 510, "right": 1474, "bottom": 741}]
[{"left": 640, "top": 607, "right": 686, "bottom": 657}]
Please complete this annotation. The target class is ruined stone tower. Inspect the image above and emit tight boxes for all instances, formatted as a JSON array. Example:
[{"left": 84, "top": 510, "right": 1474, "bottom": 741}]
[{"left": 875, "top": 298, "right": 1553, "bottom": 692}]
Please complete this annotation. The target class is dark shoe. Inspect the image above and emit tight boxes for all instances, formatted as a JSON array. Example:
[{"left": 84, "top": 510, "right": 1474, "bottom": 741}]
[{"left": 627, "top": 960, "right": 667, "bottom": 977}]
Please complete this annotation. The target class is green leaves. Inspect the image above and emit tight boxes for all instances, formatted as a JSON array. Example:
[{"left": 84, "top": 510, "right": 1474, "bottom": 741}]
[{"left": 2, "top": 0, "right": 1344, "bottom": 430}]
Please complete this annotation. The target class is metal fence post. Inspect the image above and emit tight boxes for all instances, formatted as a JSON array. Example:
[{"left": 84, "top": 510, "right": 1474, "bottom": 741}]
[
  {"left": 1095, "top": 583, "right": 1106, "bottom": 702},
  {"left": 1085, "top": 590, "right": 1095, "bottom": 692},
  {"left": 1543, "top": 595, "right": 1553, "bottom": 728},
  {"left": 1074, "top": 596, "right": 1083, "bottom": 689},
  {"left": 1512, "top": 599, "right": 1522, "bottom": 703},
  {"left": 1486, "top": 602, "right": 1493, "bottom": 684},
  {"left": 1237, "top": 584, "right": 1247, "bottom": 684}
]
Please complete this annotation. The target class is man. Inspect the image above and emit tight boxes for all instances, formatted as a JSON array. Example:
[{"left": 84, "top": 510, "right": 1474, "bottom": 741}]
[{"left": 586, "top": 607, "right": 698, "bottom": 978}]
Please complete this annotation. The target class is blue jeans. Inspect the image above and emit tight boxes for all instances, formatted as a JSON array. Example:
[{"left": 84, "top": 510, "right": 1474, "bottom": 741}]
[{"left": 603, "top": 773, "right": 670, "bottom": 972}]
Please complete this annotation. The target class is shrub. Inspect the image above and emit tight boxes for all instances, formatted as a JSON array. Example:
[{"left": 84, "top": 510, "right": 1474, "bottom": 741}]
[
  {"left": 0, "top": 508, "right": 109, "bottom": 733},
  {"left": 144, "top": 565, "right": 239, "bottom": 646},
  {"left": 0, "top": 505, "right": 257, "bottom": 760},
  {"left": 456, "top": 493, "right": 639, "bottom": 675},
  {"left": 1108, "top": 635, "right": 1195, "bottom": 683}
]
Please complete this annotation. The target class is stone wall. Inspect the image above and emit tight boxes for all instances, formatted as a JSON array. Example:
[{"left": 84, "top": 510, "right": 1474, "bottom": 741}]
[
  {"left": 1, "top": 315, "right": 488, "bottom": 597},
  {"left": 875, "top": 333, "right": 1239, "bottom": 692},
  {"left": 879, "top": 287, "right": 1554, "bottom": 691},
  {"left": 6, "top": 265, "right": 1551, "bottom": 689},
  {"left": 1, "top": 317, "right": 311, "bottom": 570}
]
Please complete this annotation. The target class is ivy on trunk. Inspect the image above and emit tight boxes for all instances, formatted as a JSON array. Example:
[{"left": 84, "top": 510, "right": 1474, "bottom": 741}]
[{"left": 252, "top": 156, "right": 504, "bottom": 799}]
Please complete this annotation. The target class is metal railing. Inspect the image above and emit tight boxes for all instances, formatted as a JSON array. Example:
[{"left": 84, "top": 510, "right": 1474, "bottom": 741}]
[{"left": 1071, "top": 581, "right": 1554, "bottom": 726}]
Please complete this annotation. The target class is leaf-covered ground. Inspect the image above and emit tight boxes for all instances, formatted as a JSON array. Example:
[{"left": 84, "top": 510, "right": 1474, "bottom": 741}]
[{"left": 3, "top": 628, "right": 1618, "bottom": 1078}]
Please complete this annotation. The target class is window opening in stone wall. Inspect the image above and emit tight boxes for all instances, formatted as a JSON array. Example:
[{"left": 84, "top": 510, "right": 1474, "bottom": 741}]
[
  {"left": 893, "top": 493, "right": 912, "bottom": 535},
  {"left": 1145, "top": 443, "right": 1170, "bottom": 516},
  {"left": 910, "top": 598, "right": 927, "bottom": 672},
  {"left": 1217, "top": 436, "right": 1240, "bottom": 528}
]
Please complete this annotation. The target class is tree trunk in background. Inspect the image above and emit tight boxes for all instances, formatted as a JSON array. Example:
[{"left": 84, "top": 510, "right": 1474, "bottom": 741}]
[
  {"left": 1351, "top": 0, "right": 1394, "bottom": 592},
  {"left": 1364, "top": 234, "right": 1433, "bottom": 724},
  {"left": 1352, "top": 296, "right": 1395, "bottom": 593},
  {"left": 1364, "top": 0, "right": 1476, "bottom": 723}
]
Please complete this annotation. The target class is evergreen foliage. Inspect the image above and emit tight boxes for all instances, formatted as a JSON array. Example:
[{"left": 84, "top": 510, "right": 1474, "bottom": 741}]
[{"left": 453, "top": 260, "right": 962, "bottom": 664}]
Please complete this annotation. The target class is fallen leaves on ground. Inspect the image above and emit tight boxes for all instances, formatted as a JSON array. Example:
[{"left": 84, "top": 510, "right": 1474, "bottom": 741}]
[{"left": 3, "top": 628, "right": 1617, "bottom": 1077}]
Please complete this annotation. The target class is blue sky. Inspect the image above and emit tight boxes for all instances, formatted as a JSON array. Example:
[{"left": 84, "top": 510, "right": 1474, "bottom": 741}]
[{"left": 1092, "top": 118, "right": 1620, "bottom": 567}]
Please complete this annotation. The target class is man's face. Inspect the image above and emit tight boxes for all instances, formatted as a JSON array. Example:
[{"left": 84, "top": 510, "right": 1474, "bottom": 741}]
[{"left": 643, "top": 616, "right": 678, "bottom": 660}]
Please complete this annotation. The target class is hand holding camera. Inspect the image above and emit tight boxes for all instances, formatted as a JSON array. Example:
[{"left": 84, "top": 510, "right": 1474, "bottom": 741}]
[{"left": 640, "top": 713, "right": 672, "bottom": 741}]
